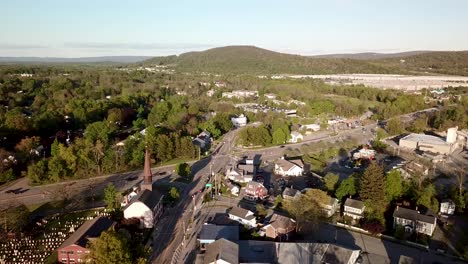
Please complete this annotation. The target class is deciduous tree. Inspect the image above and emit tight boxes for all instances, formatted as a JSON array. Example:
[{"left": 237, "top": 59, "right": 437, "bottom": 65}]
[
  {"left": 86, "top": 229, "right": 132, "bottom": 264},
  {"left": 323, "top": 173, "right": 339, "bottom": 193},
  {"left": 335, "top": 175, "right": 357, "bottom": 201}
]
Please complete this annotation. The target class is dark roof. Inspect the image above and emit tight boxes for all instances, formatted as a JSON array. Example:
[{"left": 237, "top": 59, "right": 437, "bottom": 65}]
[
  {"left": 344, "top": 198, "right": 365, "bottom": 210},
  {"left": 237, "top": 241, "right": 359, "bottom": 264},
  {"left": 134, "top": 189, "right": 164, "bottom": 210},
  {"left": 198, "top": 224, "right": 239, "bottom": 241},
  {"left": 268, "top": 213, "right": 296, "bottom": 230},
  {"left": 229, "top": 207, "right": 255, "bottom": 220},
  {"left": 204, "top": 238, "right": 239, "bottom": 264},
  {"left": 393, "top": 207, "right": 436, "bottom": 224},
  {"left": 59, "top": 217, "right": 114, "bottom": 248}
]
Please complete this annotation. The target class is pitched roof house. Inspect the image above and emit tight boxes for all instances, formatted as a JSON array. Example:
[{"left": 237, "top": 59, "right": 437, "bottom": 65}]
[
  {"left": 393, "top": 206, "right": 437, "bottom": 236},
  {"left": 343, "top": 198, "right": 365, "bottom": 220},
  {"left": 228, "top": 207, "right": 257, "bottom": 228},
  {"left": 57, "top": 217, "right": 115, "bottom": 264},
  {"left": 123, "top": 150, "right": 164, "bottom": 228},
  {"left": 282, "top": 187, "right": 301, "bottom": 200},
  {"left": 289, "top": 131, "right": 303, "bottom": 143},
  {"left": 193, "top": 130, "right": 212, "bottom": 150},
  {"left": 202, "top": 238, "right": 239, "bottom": 264},
  {"left": 244, "top": 181, "right": 268, "bottom": 200},
  {"left": 274, "top": 158, "right": 304, "bottom": 177},
  {"left": 226, "top": 166, "right": 253, "bottom": 183},
  {"left": 198, "top": 224, "right": 239, "bottom": 250},
  {"left": 263, "top": 213, "right": 296, "bottom": 240}
]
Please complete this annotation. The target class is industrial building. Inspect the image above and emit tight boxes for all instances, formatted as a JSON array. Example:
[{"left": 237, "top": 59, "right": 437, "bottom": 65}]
[{"left": 399, "top": 127, "right": 459, "bottom": 155}]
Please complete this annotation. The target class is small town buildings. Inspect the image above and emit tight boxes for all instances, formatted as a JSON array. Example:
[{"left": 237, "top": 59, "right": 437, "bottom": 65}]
[
  {"left": 274, "top": 158, "right": 304, "bottom": 177},
  {"left": 57, "top": 217, "right": 115, "bottom": 264},
  {"left": 193, "top": 130, "right": 212, "bottom": 150},
  {"left": 198, "top": 224, "right": 239, "bottom": 250},
  {"left": 440, "top": 199, "right": 456, "bottom": 215},
  {"left": 215, "top": 81, "right": 227, "bottom": 88},
  {"left": 393, "top": 206, "right": 437, "bottom": 236},
  {"left": 352, "top": 147, "right": 375, "bottom": 160},
  {"left": 206, "top": 89, "right": 215, "bottom": 97},
  {"left": 123, "top": 151, "right": 164, "bottom": 228},
  {"left": 244, "top": 181, "right": 268, "bottom": 200},
  {"left": 397, "top": 161, "right": 429, "bottom": 180},
  {"left": 343, "top": 198, "right": 365, "bottom": 220},
  {"left": 263, "top": 213, "right": 297, "bottom": 240},
  {"left": 289, "top": 131, "right": 303, "bottom": 143},
  {"left": 228, "top": 207, "right": 257, "bottom": 228},
  {"left": 231, "top": 114, "right": 247, "bottom": 127},
  {"left": 282, "top": 187, "right": 301, "bottom": 201},
  {"left": 399, "top": 133, "right": 454, "bottom": 155},
  {"left": 264, "top": 93, "right": 277, "bottom": 99},
  {"left": 222, "top": 90, "right": 258, "bottom": 99}
]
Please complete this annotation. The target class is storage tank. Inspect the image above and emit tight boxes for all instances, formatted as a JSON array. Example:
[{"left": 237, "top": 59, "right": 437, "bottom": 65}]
[{"left": 447, "top": 127, "right": 458, "bottom": 143}]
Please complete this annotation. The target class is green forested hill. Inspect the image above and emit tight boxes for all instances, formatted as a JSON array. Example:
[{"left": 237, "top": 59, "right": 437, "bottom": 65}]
[{"left": 143, "top": 46, "right": 468, "bottom": 76}]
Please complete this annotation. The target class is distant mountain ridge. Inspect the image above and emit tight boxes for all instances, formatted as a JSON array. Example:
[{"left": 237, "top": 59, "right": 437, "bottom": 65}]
[
  {"left": 310, "top": 51, "right": 433, "bottom": 60},
  {"left": 143, "top": 46, "right": 468, "bottom": 76},
  {"left": 0, "top": 56, "right": 151, "bottom": 63}
]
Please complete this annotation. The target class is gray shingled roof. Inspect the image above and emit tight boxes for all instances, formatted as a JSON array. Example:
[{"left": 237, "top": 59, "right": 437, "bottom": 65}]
[
  {"left": 344, "top": 198, "right": 365, "bottom": 210},
  {"left": 134, "top": 189, "right": 164, "bottom": 210},
  {"left": 198, "top": 224, "right": 239, "bottom": 242},
  {"left": 268, "top": 213, "right": 296, "bottom": 230},
  {"left": 229, "top": 207, "right": 255, "bottom": 220},
  {"left": 393, "top": 207, "right": 436, "bottom": 224},
  {"left": 204, "top": 238, "right": 239, "bottom": 264},
  {"left": 58, "top": 217, "right": 114, "bottom": 248}
]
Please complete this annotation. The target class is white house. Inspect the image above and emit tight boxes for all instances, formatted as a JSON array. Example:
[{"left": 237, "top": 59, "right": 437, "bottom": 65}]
[
  {"left": 274, "top": 158, "right": 304, "bottom": 177},
  {"left": 123, "top": 189, "right": 164, "bottom": 228},
  {"left": 393, "top": 206, "right": 437, "bottom": 236},
  {"left": 264, "top": 93, "right": 277, "bottom": 99},
  {"left": 225, "top": 182, "right": 240, "bottom": 196},
  {"left": 231, "top": 114, "right": 247, "bottom": 127},
  {"left": 289, "top": 131, "right": 303, "bottom": 143},
  {"left": 228, "top": 207, "right": 257, "bottom": 228},
  {"left": 282, "top": 187, "right": 301, "bottom": 200},
  {"left": 226, "top": 167, "right": 253, "bottom": 183},
  {"left": 197, "top": 224, "right": 239, "bottom": 250},
  {"left": 343, "top": 198, "right": 365, "bottom": 220},
  {"left": 321, "top": 197, "right": 339, "bottom": 218},
  {"left": 440, "top": 199, "right": 456, "bottom": 215},
  {"left": 123, "top": 150, "right": 164, "bottom": 229}
]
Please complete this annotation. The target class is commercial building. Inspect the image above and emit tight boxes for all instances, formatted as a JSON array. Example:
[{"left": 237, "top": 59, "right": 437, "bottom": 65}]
[{"left": 399, "top": 133, "right": 454, "bottom": 155}]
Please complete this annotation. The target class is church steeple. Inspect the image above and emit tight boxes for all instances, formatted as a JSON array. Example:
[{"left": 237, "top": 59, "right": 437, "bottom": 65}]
[{"left": 141, "top": 148, "right": 153, "bottom": 191}]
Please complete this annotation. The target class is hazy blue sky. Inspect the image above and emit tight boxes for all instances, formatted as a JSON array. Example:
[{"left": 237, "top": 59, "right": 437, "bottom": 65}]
[{"left": 1, "top": 0, "right": 467, "bottom": 57}]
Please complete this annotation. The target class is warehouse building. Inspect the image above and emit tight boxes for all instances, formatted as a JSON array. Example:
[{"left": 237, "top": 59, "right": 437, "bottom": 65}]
[{"left": 399, "top": 128, "right": 458, "bottom": 155}]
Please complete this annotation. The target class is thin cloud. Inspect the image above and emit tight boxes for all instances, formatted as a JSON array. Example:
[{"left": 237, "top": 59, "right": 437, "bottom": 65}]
[
  {"left": 0, "top": 43, "right": 49, "bottom": 49},
  {"left": 63, "top": 42, "right": 216, "bottom": 50}
]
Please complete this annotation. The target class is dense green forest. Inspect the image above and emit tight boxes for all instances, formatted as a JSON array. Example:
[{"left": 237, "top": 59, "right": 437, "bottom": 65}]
[{"left": 143, "top": 46, "right": 468, "bottom": 76}]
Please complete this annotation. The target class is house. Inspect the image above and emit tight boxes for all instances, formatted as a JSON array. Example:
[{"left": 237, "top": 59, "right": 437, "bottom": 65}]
[
  {"left": 225, "top": 182, "right": 240, "bottom": 196},
  {"left": 393, "top": 206, "right": 437, "bottom": 236},
  {"left": 215, "top": 81, "right": 227, "bottom": 88},
  {"left": 282, "top": 187, "right": 301, "bottom": 200},
  {"left": 123, "top": 150, "right": 164, "bottom": 228},
  {"left": 222, "top": 90, "right": 258, "bottom": 99},
  {"left": 244, "top": 181, "right": 268, "bottom": 200},
  {"left": 198, "top": 224, "right": 239, "bottom": 250},
  {"left": 343, "top": 198, "right": 365, "bottom": 220},
  {"left": 206, "top": 89, "right": 215, "bottom": 97},
  {"left": 237, "top": 240, "right": 361, "bottom": 264},
  {"left": 193, "top": 130, "right": 212, "bottom": 150},
  {"left": 274, "top": 158, "right": 304, "bottom": 177},
  {"left": 57, "top": 217, "right": 115, "bottom": 264},
  {"left": 321, "top": 196, "right": 339, "bottom": 218},
  {"left": 289, "top": 131, "right": 303, "bottom": 143},
  {"left": 263, "top": 213, "right": 296, "bottom": 240},
  {"left": 228, "top": 207, "right": 257, "bottom": 228},
  {"left": 231, "top": 114, "right": 247, "bottom": 127},
  {"left": 199, "top": 238, "right": 239, "bottom": 264},
  {"left": 264, "top": 93, "right": 277, "bottom": 99},
  {"left": 440, "top": 199, "right": 456, "bottom": 215},
  {"left": 226, "top": 167, "right": 253, "bottom": 183},
  {"left": 300, "top": 124, "right": 321, "bottom": 132}
]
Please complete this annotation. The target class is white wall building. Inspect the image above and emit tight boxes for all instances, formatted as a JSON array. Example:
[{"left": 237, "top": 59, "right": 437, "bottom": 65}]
[
  {"left": 289, "top": 131, "right": 303, "bottom": 143},
  {"left": 274, "top": 159, "right": 304, "bottom": 177},
  {"left": 231, "top": 114, "right": 247, "bottom": 127},
  {"left": 440, "top": 199, "right": 456, "bottom": 215},
  {"left": 228, "top": 207, "right": 257, "bottom": 228},
  {"left": 343, "top": 198, "right": 365, "bottom": 220}
]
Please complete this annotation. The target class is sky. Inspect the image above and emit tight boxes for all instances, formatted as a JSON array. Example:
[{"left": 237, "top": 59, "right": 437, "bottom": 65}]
[{"left": 1, "top": 0, "right": 467, "bottom": 57}]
